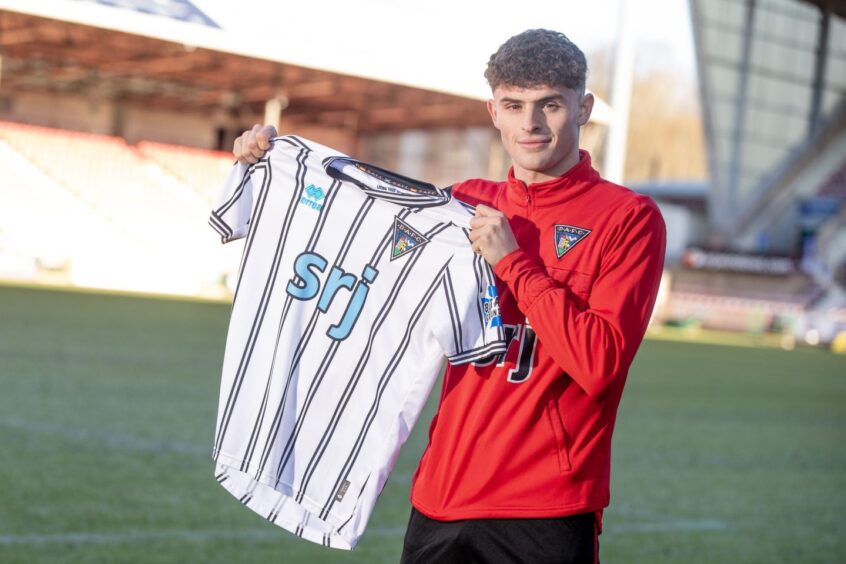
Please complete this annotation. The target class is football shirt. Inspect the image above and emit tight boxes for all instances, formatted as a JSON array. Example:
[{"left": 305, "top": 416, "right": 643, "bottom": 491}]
[{"left": 209, "top": 136, "right": 505, "bottom": 549}]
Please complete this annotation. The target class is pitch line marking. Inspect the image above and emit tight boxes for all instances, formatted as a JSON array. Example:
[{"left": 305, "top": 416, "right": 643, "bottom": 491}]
[{"left": 604, "top": 519, "right": 728, "bottom": 536}]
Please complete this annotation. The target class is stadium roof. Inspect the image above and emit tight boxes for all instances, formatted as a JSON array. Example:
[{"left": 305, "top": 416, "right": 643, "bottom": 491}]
[
  {"left": 0, "top": 0, "right": 611, "bottom": 132},
  {"left": 690, "top": 0, "right": 846, "bottom": 242},
  {"left": 78, "top": 0, "right": 220, "bottom": 28}
]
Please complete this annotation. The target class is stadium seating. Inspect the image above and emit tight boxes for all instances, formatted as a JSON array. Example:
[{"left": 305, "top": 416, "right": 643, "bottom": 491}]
[
  {"left": 0, "top": 122, "right": 205, "bottom": 244},
  {"left": 662, "top": 263, "right": 821, "bottom": 333},
  {"left": 666, "top": 290, "right": 808, "bottom": 333},
  {"left": 136, "top": 140, "right": 232, "bottom": 205},
  {"left": 0, "top": 120, "right": 234, "bottom": 295}
]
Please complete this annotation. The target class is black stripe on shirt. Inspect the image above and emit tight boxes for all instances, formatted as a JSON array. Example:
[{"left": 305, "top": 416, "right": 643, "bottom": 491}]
[
  {"left": 214, "top": 158, "right": 259, "bottom": 218},
  {"left": 238, "top": 178, "right": 343, "bottom": 472},
  {"left": 442, "top": 266, "right": 462, "bottom": 354},
  {"left": 213, "top": 147, "right": 306, "bottom": 457},
  {"left": 228, "top": 164, "right": 273, "bottom": 303},
  {"left": 448, "top": 341, "right": 509, "bottom": 364},
  {"left": 457, "top": 199, "right": 476, "bottom": 214},
  {"left": 317, "top": 262, "right": 449, "bottom": 519},
  {"left": 266, "top": 496, "right": 286, "bottom": 523},
  {"left": 252, "top": 196, "right": 377, "bottom": 479},
  {"left": 263, "top": 209, "right": 415, "bottom": 487},
  {"left": 208, "top": 213, "right": 231, "bottom": 241},
  {"left": 212, "top": 159, "right": 275, "bottom": 454},
  {"left": 209, "top": 161, "right": 266, "bottom": 242},
  {"left": 293, "top": 221, "right": 452, "bottom": 505},
  {"left": 269, "top": 336, "right": 341, "bottom": 488},
  {"left": 276, "top": 135, "right": 313, "bottom": 152}
]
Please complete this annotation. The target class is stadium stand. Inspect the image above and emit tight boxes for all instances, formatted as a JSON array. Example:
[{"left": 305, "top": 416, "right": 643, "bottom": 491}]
[
  {"left": 0, "top": 140, "right": 98, "bottom": 276},
  {"left": 662, "top": 247, "right": 821, "bottom": 333},
  {"left": 0, "top": 122, "right": 208, "bottom": 245},
  {"left": 666, "top": 291, "right": 806, "bottom": 333},
  {"left": 0, "top": 121, "right": 235, "bottom": 295},
  {"left": 136, "top": 141, "right": 233, "bottom": 205}
]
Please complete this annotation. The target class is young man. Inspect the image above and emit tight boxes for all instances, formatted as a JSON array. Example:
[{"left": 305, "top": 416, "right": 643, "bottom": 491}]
[{"left": 233, "top": 29, "right": 665, "bottom": 564}]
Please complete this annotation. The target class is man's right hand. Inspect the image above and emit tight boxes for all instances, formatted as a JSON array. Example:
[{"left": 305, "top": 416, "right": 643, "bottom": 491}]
[{"left": 233, "top": 124, "right": 278, "bottom": 164}]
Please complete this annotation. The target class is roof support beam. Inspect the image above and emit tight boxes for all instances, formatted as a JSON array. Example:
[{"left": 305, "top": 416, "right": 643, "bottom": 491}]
[
  {"left": 727, "top": 0, "right": 757, "bottom": 227},
  {"left": 264, "top": 95, "right": 288, "bottom": 132},
  {"left": 808, "top": 2, "right": 831, "bottom": 136}
]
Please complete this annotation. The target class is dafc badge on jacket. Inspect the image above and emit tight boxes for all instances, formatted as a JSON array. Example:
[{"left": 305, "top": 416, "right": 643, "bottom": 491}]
[
  {"left": 554, "top": 224, "right": 591, "bottom": 258},
  {"left": 391, "top": 216, "right": 429, "bottom": 260}
]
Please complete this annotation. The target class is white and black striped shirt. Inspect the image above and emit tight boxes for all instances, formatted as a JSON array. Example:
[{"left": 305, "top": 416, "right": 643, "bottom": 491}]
[{"left": 209, "top": 136, "right": 505, "bottom": 550}]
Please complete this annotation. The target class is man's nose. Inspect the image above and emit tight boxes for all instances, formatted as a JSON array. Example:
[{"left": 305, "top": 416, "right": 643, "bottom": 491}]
[{"left": 521, "top": 107, "right": 542, "bottom": 132}]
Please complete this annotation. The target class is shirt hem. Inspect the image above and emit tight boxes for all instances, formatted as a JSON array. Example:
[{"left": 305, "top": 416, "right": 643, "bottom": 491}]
[{"left": 213, "top": 452, "right": 358, "bottom": 550}]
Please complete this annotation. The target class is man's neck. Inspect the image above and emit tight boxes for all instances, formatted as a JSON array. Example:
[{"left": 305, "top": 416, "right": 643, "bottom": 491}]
[{"left": 513, "top": 151, "right": 581, "bottom": 184}]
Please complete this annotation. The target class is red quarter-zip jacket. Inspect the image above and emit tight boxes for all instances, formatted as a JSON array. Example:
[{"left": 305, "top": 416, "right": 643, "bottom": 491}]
[{"left": 410, "top": 151, "right": 666, "bottom": 521}]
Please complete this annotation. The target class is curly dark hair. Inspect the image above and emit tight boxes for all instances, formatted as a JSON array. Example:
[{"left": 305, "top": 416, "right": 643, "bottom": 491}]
[{"left": 484, "top": 29, "right": 587, "bottom": 93}]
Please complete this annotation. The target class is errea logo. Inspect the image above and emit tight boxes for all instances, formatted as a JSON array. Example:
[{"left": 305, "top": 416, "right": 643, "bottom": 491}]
[{"left": 299, "top": 184, "right": 326, "bottom": 211}]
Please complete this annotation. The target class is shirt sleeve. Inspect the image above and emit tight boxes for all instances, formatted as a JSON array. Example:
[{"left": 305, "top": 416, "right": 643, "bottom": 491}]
[
  {"left": 208, "top": 161, "right": 257, "bottom": 243},
  {"left": 493, "top": 200, "right": 666, "bottom": 397},
  {"left": 434, "top": 253, "right": 508, "bottom": 365}
]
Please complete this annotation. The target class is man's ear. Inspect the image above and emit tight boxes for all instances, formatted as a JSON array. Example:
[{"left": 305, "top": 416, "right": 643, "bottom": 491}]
[
  {"left": 577, "top": 92, "right": 594, "bottom": 126},
  {"left": 486, "top": 98, "right": 501, "bottom": 130}
]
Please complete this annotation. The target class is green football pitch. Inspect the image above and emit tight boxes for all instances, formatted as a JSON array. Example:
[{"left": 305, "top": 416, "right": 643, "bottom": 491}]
[{"left": 1, "top": 284, "right": 844, "bottom": 563}]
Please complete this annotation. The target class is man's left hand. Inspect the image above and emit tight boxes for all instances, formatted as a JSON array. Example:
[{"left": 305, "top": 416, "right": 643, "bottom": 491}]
[{"left": 469, "top": 204, "right": 519, "bottom": 266}]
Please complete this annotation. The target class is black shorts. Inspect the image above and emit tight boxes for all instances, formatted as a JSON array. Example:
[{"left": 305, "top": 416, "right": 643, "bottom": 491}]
[{"left": 400, "top": 507, "right": 599, "bottom": 564}]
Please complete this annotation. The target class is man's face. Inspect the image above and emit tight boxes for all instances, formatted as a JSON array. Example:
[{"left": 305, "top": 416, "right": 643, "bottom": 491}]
[{"left": 487, "top": 84, "right": 594, "bottom": 184}]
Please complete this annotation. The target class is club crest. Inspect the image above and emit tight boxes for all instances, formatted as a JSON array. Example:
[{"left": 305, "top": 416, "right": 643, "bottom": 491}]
[
  {"left": 554, "top": 224, "right": 591, "bottom": 258},
  {"left": 391, "top": 216, "right": 429, "bottom": 261}
]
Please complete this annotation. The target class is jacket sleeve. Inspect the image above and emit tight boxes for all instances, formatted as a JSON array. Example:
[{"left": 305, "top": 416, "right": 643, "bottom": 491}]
[{"left": 493, "top": 200, "right": 666, "bottom": 397}]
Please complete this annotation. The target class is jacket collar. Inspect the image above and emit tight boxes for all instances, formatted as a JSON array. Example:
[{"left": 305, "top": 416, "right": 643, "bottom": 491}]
[{"left": 503, "top": 150, "right": 599, "bottom": 208}]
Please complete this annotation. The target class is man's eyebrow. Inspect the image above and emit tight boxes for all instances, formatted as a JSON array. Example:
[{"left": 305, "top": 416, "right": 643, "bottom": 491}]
[{"left": 498, "top": 95, "right": 566, "bottom": 104}]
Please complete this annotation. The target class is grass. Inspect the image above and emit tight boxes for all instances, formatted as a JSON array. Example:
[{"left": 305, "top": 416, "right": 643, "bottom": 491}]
[{"left": 0, "top": 284, "right": 843, "bottom": 563}]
